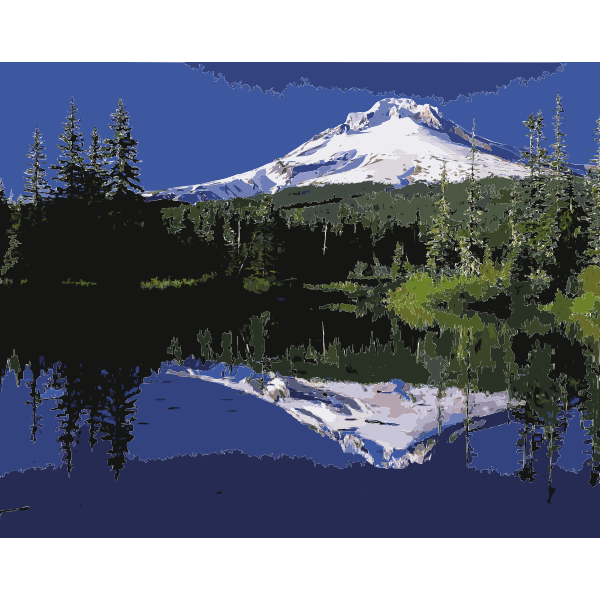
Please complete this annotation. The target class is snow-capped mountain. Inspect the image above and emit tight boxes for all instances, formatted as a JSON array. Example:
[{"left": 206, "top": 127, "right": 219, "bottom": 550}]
[{"left": 143, "top": 97, "right": 586, "bottom": 203}]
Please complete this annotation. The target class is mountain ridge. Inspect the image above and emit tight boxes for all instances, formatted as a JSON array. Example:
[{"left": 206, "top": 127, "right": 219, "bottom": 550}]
[{"left": 144, "top": 97, "right": 588, "bottom": 203}]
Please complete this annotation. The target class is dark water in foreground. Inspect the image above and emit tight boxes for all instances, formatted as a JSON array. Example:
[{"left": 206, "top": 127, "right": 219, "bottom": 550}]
[{"left": 0, "top": 285, "right": 598, "bottom": 537}]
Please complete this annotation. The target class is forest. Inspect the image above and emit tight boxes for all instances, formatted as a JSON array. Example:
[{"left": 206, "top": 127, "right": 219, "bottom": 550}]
[{"left": 1, "top": 95, "right": 599, "bottom": 301}]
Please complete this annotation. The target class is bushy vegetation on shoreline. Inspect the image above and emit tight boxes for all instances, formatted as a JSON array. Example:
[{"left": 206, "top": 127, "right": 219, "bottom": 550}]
[{"left": 1, "top": 93, "right": 599, "bottom": 315}]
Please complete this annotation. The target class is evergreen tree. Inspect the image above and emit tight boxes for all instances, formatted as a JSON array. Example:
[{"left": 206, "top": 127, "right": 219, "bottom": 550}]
[
  {"left": 98, "top": 99, "right": 146, "bottom": 290},
  {"left": 23, "top": 128, "right": 51, "bottom": 205},
  {"left": 221, "top": 206, "right": 241, "bottom": 277},
  {"left": 538, "top": 94, "right": 591, "bottom": 295},
  {"left": 84, "top": 126, "right": 109, "bottom": 202},
  {"left": 0, "top": 177, "right": 14, "bottom": 275},
  {"left": 391, "top": 241, "right": 411, "bottom": 282},
  {"left": 533, "top": 110, "right": 551, "bottom": 193},
  {"left": 0, "top": 196, "right": 27, "bottom": 285},
  {"left": 103, "top": 99, "right": 144, "bottom": 209},
  {"left": 391, "top": 241, "right": 403, "bottom": 281},
  {"left": 238, "top": 196, "right": 285, "bottom": 292},
  {"left": 507, "top": 176, "right": 521, "bottom": 259},
  {"left": 526, "top": 112, "right": 550, "bottom": 245},
  {"left": 13, "top": 127, "right": 53, "bottom": 285},
  {"left": 0, "top": 177, "right": 7, "bottom": 204},
  {"left": 44, "top": 100, "right": 91, "bottom": 286},
  {"left": 585, "top": 116, "right": 600, "bottom": 264},
  {"left": 517, "top": 113, "right": 539, "bottom": 224},
  {"left": 51, "top": 98, "right": 86, "bottom": 201},
  {"left": 221, "top": 201, "right": 271, "bottom": 283},
  {"left": 521, "top": 114, "right": 537, "bottom": 179},
  {"left": 459, "top": 119, "right": 484, "bottom": 278},
  {"left": 426, "top": 161, "right": 458, "bottom": 275},
  {"left": 509, "top": 113, "right": 548, "bottom": 290}
]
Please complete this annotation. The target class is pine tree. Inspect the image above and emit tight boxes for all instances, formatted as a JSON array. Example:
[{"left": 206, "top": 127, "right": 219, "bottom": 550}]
[
  {"left": 512, "top": 108, "right": 557, "bottom": 288},
  {"left": 521, "top": 114, "right": 537, "bottom": 230},
  {"left": 51, "top": 98, "right": 86, "bottom": 201},
  {"left": 459, "top": 119, "right": 484, "bottom": 278},
  {"left": 0, "top": 177, "right": 13, "bottom": 272},
  {"left": 538, "top": 94, "right": 591, "bottom": 295},
  {"left": 12, "top": 129, "right": 53, "bottom": 286},
  {"left": 241, "top": 196, "right": 283, "bottom": 292},
  {"left": 507, "top": 176, "right": 520, "bottom": 259},
  {"left": 98, "top": 99, "right": 146, "bottom": 291},
  {"left": 218, "top": 202, "right": 238, "bottom": 278},
  {"left": 103, "top": 99, "right": 144, "bottom": 200},
  {"left": 391, "top": 241, "right": 411, "bottom": 282},
  {"left": 23, "top": 128, "right": 51, "bottom": 205},
  {"left": 84, "top": 126, "right": 109, "bottom": 202},
  {"left": 426, "top": 161, "right": 457, "bottom": 275},
  {"left": 0, "top": 177, "right": 7, "bottom": 204},
  {"left": 392, "top": 242, "right": 405, "bottom": 281},
  {"left": 585, "top": 115, "right": 600, "bottom": 264},
  {"left": 522, "top": 114, "right": 537, "bottom": 179},
  {"left": 534, "top": 110, "right": 551, "bottom": 192},
  {"left": 531, "top": 111, "right": 552, "bottom": 218},
  {"left": 0, "top": 196, "right": 27, "bottom": 285}
]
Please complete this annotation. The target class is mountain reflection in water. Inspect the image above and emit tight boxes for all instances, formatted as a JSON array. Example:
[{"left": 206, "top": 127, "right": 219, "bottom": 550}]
[{"left": 1, "top": 281, "right": 600, "bottom": 538}]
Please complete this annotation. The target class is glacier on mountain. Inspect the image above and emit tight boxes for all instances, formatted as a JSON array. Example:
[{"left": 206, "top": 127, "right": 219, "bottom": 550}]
[{"left": 144, "top": 97, "right": 587, "bottom": 203}]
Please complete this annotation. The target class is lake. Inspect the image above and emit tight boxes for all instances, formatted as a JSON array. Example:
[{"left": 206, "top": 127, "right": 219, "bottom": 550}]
[{"left": 0, "top": 285, "right": 598, "bottom": 537}]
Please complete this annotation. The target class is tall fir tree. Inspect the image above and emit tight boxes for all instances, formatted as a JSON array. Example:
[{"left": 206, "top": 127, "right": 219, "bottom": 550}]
[
  {"left": 48, "top": 103, "right": 98, "bottom": 286},
  {"left": 0, "top": 177, "right": 13, "bottom": 267},
  {"left": 95, "top": 99, "right": 146, "bottom": 289},
  {"left": 84, "top": 126, "right": 109, "bottom": 202},
  {"left": 0, "top": 196, "right": 27, "bottom": 285},
  {"left": 522, "top": 114, "right": 537, "bottom": 179},
  {"left": 507, "top": 113, "right": 545, "bottom": 293},
  {"left": 391, "top": 241, "right": 411, "bottom": 282},
  {"left": 11, "top": 129, "right": 54, "bottom": 286},
  {"left": 51, "top": 98, "right": 86, "bottom": 201},
  {"left": 0, "top": 177, "right": 7, "bottom": 204},
  {"left": 23, "top": 127, "right": 51, "bottom": 205},
  {"left": 103, "top": 99, "right": 144, "bottom": 201},
  {"left": 532, "top": 110, "right": 553, "bottom": 231},
  {"left": 509, "top": 112, "right": 549, "bottom": 300},
  {"left": 585, "top": 115, "right": 600, "bottom": 264},
  {"left": 506, "top": 176, "right": 522, "bottom": 269},
  {"left": 533, "top": 111, "right": 551, "bottom": 193},
  {"left": 538, "top": 94, "right": 591, "bottom": 296},
  {"left": 426, "top": 161, "right": 458, "bottom": 275},
  {"left": 238, "top": 196, "right": 285, "bottom": 292},
  {"left": 459, "top": 119, "right": 484, "bottom": 278},
  {"left": 520, "top": 114, "right": 537, "bottom": 233}
]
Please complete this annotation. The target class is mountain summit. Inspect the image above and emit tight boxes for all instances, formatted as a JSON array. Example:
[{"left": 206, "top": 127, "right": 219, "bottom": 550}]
[{"left": 143, "top": 98, "right": 565, "bottom": 203}]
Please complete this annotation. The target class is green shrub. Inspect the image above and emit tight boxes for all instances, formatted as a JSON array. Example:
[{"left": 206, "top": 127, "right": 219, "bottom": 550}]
[
  {"left": 140, "top": 275, "right": 211, "bottom": 290},
  {"left": 243, "top": 276, "right": 272, "bottom": 294}
]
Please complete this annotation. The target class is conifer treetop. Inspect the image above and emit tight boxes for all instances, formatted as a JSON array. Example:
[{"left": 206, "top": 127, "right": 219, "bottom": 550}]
[
  {"left": 84, "top": 126, "right": 110, "bottom": 201},
  {"left": 550, "top": 93, "right": 569, "bottom": 176},
  {"left": 23, "top": 127, "right": 51, "bottom": 205},
  {"left": 51, "top": 97, "right": 86, "bottom": 199},
  {"left": 0, "top": 178, "right": 7, "bottom": 204},
  {"left": 589, "top": 115, "right": 600, "bottom": 188},
  {"left": 104, "top": 98, "right": 144, "bottom": 199}
]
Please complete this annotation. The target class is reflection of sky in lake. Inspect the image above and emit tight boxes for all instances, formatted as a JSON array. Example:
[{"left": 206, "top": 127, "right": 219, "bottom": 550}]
[
  {"left": 0, "top": 362, "right": 367, "bottom": 477},
  {"left": 0, "top": 360, "right": 593, "bottom": 480}
]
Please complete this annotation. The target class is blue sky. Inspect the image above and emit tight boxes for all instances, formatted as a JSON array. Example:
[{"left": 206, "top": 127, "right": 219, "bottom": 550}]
[{"left": 0, "top": 62, "right": 599, "bottom": 199}]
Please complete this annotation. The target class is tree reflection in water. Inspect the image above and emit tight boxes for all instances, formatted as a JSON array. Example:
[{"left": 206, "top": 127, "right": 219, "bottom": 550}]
[{"left": 0, "top": 288, "right": 600, "bottom": 502}]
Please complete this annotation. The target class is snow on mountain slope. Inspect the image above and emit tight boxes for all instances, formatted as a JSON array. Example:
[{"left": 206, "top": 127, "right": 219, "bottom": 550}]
[{"left": 143, "top": 97, "right": 579, "bottom": 203}]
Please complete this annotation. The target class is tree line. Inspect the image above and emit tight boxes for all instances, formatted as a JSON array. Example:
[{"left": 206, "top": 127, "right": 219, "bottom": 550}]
[{"left": 1, "top": 93, "right": 599, "bottom": 300}]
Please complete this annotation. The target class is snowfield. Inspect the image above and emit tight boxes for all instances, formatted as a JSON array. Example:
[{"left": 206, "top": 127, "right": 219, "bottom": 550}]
[{"left": 144, "top": 97, "right": 539, "bottom": 203}]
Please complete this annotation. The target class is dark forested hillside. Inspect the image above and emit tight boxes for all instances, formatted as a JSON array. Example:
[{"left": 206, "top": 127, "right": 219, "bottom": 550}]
[{"left": 1, "top": 94, "right": 599, "bottom": 308}]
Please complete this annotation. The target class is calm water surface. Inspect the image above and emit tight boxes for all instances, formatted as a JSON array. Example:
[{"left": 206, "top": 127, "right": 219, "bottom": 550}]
[{"left": 0, "top": 292, "right": 600, "bottom": 537}]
